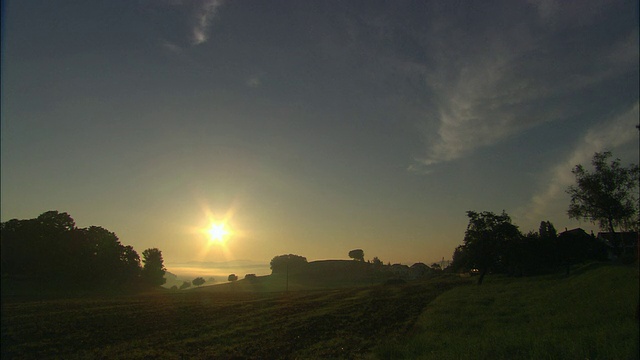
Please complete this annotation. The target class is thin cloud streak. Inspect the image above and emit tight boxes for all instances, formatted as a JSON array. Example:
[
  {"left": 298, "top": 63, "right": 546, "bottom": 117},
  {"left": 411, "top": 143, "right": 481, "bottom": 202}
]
[
  {"left": 191, "top": 0, "right": 225, "bottom": 45},
  {"left": 518, "top": 102, "right": 639, "bottom": 227},
  {"left": 161, "top": 40, "right": 183, "bottom": 54},
  {"left": 410, "top": 2, "right": 638, "bottom": 169}
]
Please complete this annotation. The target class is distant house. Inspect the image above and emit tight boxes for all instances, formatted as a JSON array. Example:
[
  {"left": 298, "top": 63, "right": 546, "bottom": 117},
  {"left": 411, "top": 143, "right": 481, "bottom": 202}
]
[
  {"left": 559, "top": 228, "right": 591, "bottom": 238},
  {"left": 597, "top": 232, "right": 638, "bottom": 260},
  {"left": 557, "top": 228, "right": 608, "bottom": 262},
  {"left": 390, "top": 264, "right": 412, "bottom": 279},
  {"left": 409, "top": 263, "right": 430, "bottom": 278}
]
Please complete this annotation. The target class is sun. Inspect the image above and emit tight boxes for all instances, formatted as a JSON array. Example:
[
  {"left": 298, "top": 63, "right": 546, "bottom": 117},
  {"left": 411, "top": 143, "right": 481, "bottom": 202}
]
[{"left": 207, "top": 223, "right": 229, "bottom": 243}]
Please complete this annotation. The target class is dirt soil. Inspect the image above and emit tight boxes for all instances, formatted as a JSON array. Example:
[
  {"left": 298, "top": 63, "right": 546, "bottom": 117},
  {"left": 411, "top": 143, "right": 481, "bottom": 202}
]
[{"left": 1, "top": 278, "right": 467, "bottom": 359}]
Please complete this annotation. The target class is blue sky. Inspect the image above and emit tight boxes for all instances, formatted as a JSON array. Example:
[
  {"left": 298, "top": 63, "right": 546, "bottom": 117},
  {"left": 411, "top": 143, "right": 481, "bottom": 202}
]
[{"left": 2, "top": 0, "right": 638, "bottom": 272}]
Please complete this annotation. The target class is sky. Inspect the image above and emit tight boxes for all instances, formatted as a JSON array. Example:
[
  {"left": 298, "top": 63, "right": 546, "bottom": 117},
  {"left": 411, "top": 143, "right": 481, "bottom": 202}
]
[{"left": 1, "top": 0, "right": 638, "bottom": 275}]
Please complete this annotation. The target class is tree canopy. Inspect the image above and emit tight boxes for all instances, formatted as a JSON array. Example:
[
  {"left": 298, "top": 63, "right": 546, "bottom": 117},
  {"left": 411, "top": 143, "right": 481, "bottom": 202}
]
[
  {"left": 270, "top": 254, "right": 308, "bottom": 274},
  {"left": 348, "top": 249, "right": 365, "bottom": 262},
  {"left": 0, "top": 211, "right": 151, "bottom": 290},
  {"left": 567, "top": 151, "right": 639, "bottom": 233},
  {"left": 453, "top": 211, "right": 522, "bottom": 284},
  {"left": 142, "top": 248, "right": 166, "bottom": 286}
]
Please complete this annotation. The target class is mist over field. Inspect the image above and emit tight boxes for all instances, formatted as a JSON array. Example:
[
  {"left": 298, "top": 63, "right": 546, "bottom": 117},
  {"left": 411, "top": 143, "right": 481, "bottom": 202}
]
[{"left": 164, "top": 260, "right": 271, "bottom": 284}]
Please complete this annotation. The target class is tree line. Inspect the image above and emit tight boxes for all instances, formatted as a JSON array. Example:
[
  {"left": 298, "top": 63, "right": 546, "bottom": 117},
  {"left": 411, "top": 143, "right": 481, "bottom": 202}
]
[
  {"left": 0, "top": 211, "right": 166, "bottom": 290},
  {"left": 449, "top": 212, "right": 610, "bottom": 284},
  {"left": 451, "top": 151, "right": 638, "bottom": 284}
]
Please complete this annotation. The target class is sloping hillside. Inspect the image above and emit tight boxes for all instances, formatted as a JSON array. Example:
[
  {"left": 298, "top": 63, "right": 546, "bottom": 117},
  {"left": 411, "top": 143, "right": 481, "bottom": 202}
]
[
  {"left": 376, "top": 263, "right": 640, "bottom": 359},
  {"left": 193, "top": 260, "right": 398, "bottom": 292}
]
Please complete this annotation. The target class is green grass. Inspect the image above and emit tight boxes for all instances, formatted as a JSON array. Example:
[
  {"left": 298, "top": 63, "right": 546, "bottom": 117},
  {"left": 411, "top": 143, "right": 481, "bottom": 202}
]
[{"left": 375, "top": 263, "right": 640, "bottom": 360}]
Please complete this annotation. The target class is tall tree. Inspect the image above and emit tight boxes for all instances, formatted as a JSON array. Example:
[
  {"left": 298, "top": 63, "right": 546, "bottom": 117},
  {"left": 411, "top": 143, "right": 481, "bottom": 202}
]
[
  {"left": 459, "top": 211, "right": 521, "bottom": 284},
  {"left": 120, "top": 245, "right": 142, "bottom": 282},
  {"left": 537, "top": 221, "right": 559, "bottom": 269},
  {"left": 85, "top": 226, "right": 125, "bottom": 284},
  {"left": 141, "top": 248, "right": 166, "bottom": 286},
  {"left": 539, "top": 221, "right": 557, "bottom": 240},
  {"left": 567, "top": 151, "right": 639, "bottom": 233}
]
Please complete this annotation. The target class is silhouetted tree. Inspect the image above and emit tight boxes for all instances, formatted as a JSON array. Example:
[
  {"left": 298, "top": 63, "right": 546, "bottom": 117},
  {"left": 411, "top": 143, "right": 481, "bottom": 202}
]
[
  {"left": 430, "top": 263, "right": 442, "bottom": 272},
  {"left": 180, "top": 281, "right": 191, "bottom": 290},
  {"left": 539, "top": 221, "right": 557, "bottom": 240},
  {"left": 538, "top": 221, "right": 559, "bottom": 269},
  {"left": 244, "top": 274, "right": 257, "bottom": 280},
  {"left": 450, "top": 245, "right": 469, "bottom": 273},
  {"left": 348, "top": 249, "right": 365, "bottom": 262},
  {"left": 192, "top": 277, "right": 205, "bottom": 287},
  {"left": 37, "top": 211, "right": 77, "bottom": 278},
  {"left": 1, "top": 218, "right": 39, "bottom": 277},
  {"left": 567, "top": 151, "right": 639, "bottom": 234},
  {"left": 502, "top": 231, "right": 549, "bottom": 277},
  {"left": 170, "top": 285, "right": 178, "bottom": 291},
  {"left": 228, "top": 274, "right": 238, "bottom": 282},
  {"left": 120, "top": 245, "right": 142, "bottom": 281},
  {"left": 459, "top": 211, "right": 521, "bottom": 284},
  {"left": 84, "top": 226, "right": 130, "bottom": 285},
  {"left": 1, "top": 211, "right": 143, "bottom": 289},
  {"left": 37, "top": 210, "right": 76, "bottom": 232},
  {"left": 141, "top": 248, "right": 166, "bottom": 286},
  {"left": 269, "top": 254, "right": 308, "bottom": 274},
  {"left": 372, "top": 256, "right": 383, "bottom": 268}
]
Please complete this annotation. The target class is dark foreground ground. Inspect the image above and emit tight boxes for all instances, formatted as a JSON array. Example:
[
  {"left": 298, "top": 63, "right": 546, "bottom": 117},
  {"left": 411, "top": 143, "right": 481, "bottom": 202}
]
[{"left": 1, "top": 277, "right": 466, "bottom": 359}]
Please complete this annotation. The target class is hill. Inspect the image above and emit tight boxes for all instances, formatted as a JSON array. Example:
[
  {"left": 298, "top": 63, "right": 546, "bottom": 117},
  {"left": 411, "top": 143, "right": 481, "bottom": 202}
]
[
  {"left": 191, "top": 259, "right": 403, "bottom": 293},
  {"left": 376, "top": 262, "right": 640, "bottom": 359}
]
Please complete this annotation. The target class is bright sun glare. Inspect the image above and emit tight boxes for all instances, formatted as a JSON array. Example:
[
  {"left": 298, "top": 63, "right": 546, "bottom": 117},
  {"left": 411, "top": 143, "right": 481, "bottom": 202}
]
[{"left": 207, "top": 223, "right": 228, "bottom": 243}]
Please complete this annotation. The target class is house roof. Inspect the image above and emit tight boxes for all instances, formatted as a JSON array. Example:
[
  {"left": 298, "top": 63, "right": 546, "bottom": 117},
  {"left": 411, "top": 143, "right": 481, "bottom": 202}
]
[{"left": 558, "top": 228, "right": 590, "bottom": 239}]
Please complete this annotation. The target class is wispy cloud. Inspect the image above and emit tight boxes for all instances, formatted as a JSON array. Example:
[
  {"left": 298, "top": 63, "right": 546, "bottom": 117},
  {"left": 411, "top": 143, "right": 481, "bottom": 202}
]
[
  {"left": 191, "top": 0, "right": 226, "bottom": 45},
  {"left": 408, "top": 1, "right": 638, "bottom": 170},
  {"left": 246, "top": 76, "right": 261, "bottom": 88},
  {"left": 147, "top": 0, "right": 228, "bottom": 48},
  {"left": 161, "top": 40, "right": 184, "bottom": 54},
  {"left": 517, "top": 102, "right": 639, "bottom": 227}
]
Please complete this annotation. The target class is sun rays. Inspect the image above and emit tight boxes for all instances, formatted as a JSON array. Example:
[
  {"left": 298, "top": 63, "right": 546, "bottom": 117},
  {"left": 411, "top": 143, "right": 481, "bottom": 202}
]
[
  {"left": 206, "top": 223, "right": 229, "bottom": 244},
  {"left": 190, "top": 200, "right": 245, "bottom": 262}
]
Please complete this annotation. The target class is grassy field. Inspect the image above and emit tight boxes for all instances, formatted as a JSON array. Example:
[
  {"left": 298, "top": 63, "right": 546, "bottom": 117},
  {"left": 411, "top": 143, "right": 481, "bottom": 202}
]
[
  {"left": 1, "top": 276, "right": 466, "bottom": 359},
  {"left": 2, "top": 263, "right": 638, "bottom": 359},
  {"left": 375, "top": 263, "right": 639, "bottom": 359}
]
